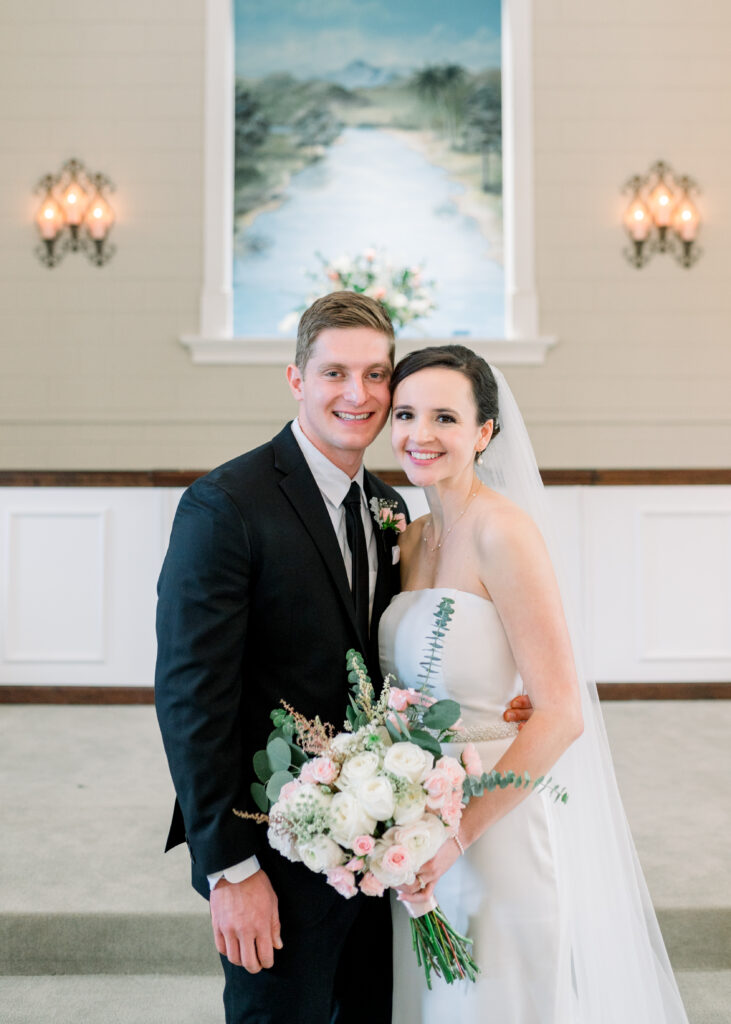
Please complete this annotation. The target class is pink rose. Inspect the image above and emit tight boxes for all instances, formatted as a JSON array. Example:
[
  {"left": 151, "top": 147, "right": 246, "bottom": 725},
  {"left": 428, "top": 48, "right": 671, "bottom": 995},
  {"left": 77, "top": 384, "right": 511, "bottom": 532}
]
[
  {"left": 382, "top": 844, "right": 411, "bottom": 875},
  {"left": 423, "top": 768, "right": 451, "bottom": 810},
  {"left": 438, "top": 756, "right": 467, "bottom": 789},
  {"left": 388, "top": 688, "right": 412, "bottom": 712},
  {"left": 345, "top": 856, "right": 365, "bottom": 872},
  {"left": 352, "top": 834, "right": 375, "bottom": 857},
  {"left": 359, "top": 871, "right": 386, "bottom": 897},
  {"left": 326, "top": 866, "right": 358, "bottom": 899},
  {"left": 440, "top": 791, "right": 465, "bottom": 830},
  {"left": 300, "top": 757, "right": 339, "bottom": 785},
  {"left": 279, "top": 780, "right": 300, "bottom": 801},
  {"left": 373, "top": 286, "right": 386, "bottom": 299},
  {"left": 327, "top": 269, "right": 340, "bottom": 282},
  {"left": 461, "top": 743, "right": 484, "bottom": 778}
]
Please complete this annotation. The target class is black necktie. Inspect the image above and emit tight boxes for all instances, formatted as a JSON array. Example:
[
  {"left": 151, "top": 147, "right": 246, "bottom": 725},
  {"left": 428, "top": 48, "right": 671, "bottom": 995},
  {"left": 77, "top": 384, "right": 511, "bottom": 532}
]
[{"left": 343, "top": 481, "right": 370, "bottom": 643}]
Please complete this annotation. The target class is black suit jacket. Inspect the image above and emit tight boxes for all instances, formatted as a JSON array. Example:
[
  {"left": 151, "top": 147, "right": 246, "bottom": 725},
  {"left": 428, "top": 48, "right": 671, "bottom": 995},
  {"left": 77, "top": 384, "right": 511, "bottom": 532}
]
[{"left": 154, "top": 424, "right": 408, "bottom": 913}]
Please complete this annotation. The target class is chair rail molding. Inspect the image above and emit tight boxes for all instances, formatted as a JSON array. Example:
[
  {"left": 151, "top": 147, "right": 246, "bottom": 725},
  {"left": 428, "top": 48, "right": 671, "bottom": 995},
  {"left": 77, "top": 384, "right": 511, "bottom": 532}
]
[{"left": 181, "top": 0, "right": 555, "bottom": 367}]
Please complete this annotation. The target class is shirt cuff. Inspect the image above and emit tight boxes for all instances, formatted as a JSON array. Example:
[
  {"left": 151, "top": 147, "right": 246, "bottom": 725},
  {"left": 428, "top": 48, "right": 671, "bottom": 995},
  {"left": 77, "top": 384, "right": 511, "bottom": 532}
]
[{"left": 207, "top": 855, "right": 261, "bottom": 890}]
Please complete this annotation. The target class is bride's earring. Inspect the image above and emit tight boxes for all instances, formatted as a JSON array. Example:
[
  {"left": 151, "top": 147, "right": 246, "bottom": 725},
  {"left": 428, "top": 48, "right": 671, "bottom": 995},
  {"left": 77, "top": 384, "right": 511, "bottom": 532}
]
[{"left": 476, "top": 449, "right": 484, "bottom": 466}]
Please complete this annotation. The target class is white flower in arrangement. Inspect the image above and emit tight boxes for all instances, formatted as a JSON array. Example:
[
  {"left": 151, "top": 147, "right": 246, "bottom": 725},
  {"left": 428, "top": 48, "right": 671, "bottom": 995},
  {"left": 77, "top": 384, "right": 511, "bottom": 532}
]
[
  {"left": 337, "top": 750, "right": 381, "bottom": 790},
  {"left": 383, "top": 741, "right": 434, "bottom": 785},
  {"left": 391, "top": 814, "right": 448, "bottom": 868},
  {"left": 328, "top": 791, "right": 377, "bottom": 847},
  {"left": 393, "top": 783, "right": 429, "bottom": 825},
  {"left": 267, "top": 821, "right": 300, "bottom": 863},
  {"left": 356, "top": 775, "right": 396, "bottom": 821},
  {"left": 369, "top": 837, "right": 416, "bottom": 888},
  {"left": 298, "top": 834, "right": 346, "bottom": 873}
]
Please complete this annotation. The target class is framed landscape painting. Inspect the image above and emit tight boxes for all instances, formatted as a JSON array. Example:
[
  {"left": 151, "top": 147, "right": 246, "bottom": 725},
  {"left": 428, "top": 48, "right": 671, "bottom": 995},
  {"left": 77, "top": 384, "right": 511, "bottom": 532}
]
[{"left": 233, "top": 0, "right": 503, "bottom": 340}]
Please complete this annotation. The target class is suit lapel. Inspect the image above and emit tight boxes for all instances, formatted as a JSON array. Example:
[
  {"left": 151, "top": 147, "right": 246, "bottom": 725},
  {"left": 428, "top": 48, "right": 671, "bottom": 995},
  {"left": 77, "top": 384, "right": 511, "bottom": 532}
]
[
  {"left": 364, "top": 471, "right": 401, "bottom": 623},
  {"left": 273, "top": 426, "right": 366, "bottom": 651}
]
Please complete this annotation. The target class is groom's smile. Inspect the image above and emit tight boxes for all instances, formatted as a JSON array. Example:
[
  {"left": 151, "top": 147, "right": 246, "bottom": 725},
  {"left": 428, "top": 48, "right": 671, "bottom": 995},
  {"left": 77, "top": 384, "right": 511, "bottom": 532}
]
[{"left": 287, "top": 326, "right": 392, "bottom": 476}]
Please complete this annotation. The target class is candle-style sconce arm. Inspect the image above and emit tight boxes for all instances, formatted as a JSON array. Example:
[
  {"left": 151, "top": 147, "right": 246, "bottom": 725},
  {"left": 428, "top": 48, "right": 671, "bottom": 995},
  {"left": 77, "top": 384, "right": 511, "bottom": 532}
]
[
  {"left": 621, "top": 161, "right": 701, "bottom": 269},
  {"left": 33, "top": 159, "right": 116, "bottom": 268}
]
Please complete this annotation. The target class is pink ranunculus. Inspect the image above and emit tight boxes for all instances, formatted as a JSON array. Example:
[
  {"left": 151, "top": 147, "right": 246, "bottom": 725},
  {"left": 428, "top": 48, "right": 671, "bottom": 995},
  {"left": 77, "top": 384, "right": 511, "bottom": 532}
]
[
  {"left": 279, "top": 780, "right": 301, "bottom": 801},
  {"left": 461, "top": 743, "right": 484, "bottom": 778},
  {"left": 440, "top": 791, "right": 465, "bottom": 830},
  {"left": 423, "top": 768, "right": 451, "bottom": 810},
  {"left": 352, "top": 834, "right": 376, "bottom": 857},
  {"left": 326, "top": 866, "right": 358, "bottom": 899},
  {"left": 438, "top": 755, "right": 467, "bottom": 789},
  {"left": 345, "top": 856, "right": 365, "bottom": 872},
  {"left": 359, "top": 871, "right": 386, "bottom": 897}
]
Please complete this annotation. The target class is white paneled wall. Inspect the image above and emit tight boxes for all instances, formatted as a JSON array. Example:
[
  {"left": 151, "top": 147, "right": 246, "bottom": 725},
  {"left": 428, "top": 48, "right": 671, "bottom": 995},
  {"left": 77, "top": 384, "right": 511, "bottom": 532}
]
[{"left": 1, "top": 486, "right": 729, "bottom": 686}]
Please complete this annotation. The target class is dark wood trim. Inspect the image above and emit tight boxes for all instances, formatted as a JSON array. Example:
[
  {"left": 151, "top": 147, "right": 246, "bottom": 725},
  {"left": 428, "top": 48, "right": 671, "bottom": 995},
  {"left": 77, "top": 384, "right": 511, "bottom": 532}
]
[
  {"left": 596, "top": 682, "right": 731, "bottom": 700},
  {"left": 1, "top": 682, "right": 729, "bottom": 704},
  {"left": 1, "top": 468, "right": 730, "bottom": 488}
]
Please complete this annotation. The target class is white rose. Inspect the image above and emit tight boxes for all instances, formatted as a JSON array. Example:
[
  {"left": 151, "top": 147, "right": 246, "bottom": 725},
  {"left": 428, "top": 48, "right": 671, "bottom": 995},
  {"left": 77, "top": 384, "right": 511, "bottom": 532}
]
[
  {"left": 392, "top": 813, "right": 448, "bottom": 871},
  {"left": 331, "top": 732, "right": 358, "bottom": 757},
  {"left": 393, "top": 784, "right": 428, "bottom": 825},
  {"left": 297, "top": 835, "right": 345, "bottom": 874},
  {"left": 383, "top": 742, "right": 434, "bottom": 785},
  {"left": 338, "top": 751, "right": 380, "bottom": 790},
  {"left": 328, "top": 791, "right": 377, "bottom": 847},
  {"left": 356, "top": 775, "right": 396, "bottom": 821},
  {"left": 267, "top": 823, "right": 300, "bottom": 863}
]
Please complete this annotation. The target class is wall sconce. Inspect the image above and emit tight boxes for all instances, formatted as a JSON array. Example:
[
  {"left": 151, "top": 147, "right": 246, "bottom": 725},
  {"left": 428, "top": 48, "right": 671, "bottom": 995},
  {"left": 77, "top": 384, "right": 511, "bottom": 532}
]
[
  {"left": 622, "top": 161, "right": 701, "bottom": 269},
  {"left": 34, "top": 159, "right": 116, "bottom": 268}
]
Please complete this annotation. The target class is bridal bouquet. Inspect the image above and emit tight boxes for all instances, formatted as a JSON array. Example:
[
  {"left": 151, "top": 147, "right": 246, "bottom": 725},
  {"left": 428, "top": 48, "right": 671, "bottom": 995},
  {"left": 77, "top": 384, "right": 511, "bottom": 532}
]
[
  {"left": 279, "top": 247, "right": 436, "bottom": 334},
  {"left": 238, "top": 598, "right": 566, "bottom": 988}
]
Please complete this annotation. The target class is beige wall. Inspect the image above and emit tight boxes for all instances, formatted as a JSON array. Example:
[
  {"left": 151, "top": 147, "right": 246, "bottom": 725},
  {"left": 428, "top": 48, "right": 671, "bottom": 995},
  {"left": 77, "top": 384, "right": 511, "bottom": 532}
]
[{"left": 0, "top": 0, "right": 729, "bottom": 471}]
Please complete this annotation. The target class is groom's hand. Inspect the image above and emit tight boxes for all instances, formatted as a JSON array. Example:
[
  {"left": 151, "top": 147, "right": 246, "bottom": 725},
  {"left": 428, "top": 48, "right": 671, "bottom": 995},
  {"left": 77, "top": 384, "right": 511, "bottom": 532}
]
[
  {"left": 210, "top": 870, "right": 282, "bottom": 972},
  {"left": 504, "top": 694, "right": 533, "bottom": 729}
]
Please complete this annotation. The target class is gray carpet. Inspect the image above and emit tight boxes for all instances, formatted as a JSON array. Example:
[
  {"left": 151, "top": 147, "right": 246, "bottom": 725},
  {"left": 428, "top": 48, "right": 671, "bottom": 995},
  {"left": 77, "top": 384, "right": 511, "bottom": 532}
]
[{"left": 1, "top": 702, "right": 729, "bottom": 1022}]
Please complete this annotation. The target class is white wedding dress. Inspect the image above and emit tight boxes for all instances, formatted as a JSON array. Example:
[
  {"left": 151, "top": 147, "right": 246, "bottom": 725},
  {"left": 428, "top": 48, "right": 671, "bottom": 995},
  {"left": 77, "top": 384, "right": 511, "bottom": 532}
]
[{"left": 379, "top": 587, "right": 575, "bottom": 1024}]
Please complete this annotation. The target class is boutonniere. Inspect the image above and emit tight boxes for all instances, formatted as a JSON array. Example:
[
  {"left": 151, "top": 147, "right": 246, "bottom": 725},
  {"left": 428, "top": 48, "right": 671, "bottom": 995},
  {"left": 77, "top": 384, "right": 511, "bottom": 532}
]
[{"left": 369, "top": 497, "right": 406, "bottom": 534}]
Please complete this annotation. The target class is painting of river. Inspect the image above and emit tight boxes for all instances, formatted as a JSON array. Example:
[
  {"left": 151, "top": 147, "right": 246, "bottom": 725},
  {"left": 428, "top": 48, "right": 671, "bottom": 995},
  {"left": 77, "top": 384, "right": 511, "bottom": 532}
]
[{"left": 234, "top": 0, "right": 502, "bottom": 340}]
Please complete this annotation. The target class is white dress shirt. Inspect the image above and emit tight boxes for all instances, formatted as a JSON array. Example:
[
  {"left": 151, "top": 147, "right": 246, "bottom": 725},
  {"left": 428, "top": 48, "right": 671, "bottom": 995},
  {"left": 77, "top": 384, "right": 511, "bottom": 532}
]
[{"left": 208, "top": 418, "right": 378, "bottom": 889}]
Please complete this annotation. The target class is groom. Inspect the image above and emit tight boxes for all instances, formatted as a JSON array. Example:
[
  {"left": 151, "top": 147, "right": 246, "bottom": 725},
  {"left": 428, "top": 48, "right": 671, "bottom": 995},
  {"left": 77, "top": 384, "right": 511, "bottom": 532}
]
[{"left": 155, "top": 291, "right": 531, "bottom": 1024}]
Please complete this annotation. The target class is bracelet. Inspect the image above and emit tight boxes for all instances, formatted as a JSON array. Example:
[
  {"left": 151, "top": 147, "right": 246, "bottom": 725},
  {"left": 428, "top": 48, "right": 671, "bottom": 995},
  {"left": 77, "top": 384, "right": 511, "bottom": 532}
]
[{"left": 453, "top": 833, "right": 465, "bottom": 856}]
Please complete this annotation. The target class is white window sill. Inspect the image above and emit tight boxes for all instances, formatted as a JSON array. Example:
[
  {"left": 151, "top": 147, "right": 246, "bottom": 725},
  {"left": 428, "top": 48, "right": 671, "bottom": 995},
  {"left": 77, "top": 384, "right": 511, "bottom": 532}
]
[{"left": 179, "top": 335, "right": 557, "bottom": 366}]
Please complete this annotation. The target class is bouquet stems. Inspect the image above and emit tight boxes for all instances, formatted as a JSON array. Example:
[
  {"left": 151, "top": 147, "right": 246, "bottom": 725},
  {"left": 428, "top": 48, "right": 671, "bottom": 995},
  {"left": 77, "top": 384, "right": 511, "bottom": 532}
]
[{"left": 407, "top": 900, "right": 479, "bottom": 989}]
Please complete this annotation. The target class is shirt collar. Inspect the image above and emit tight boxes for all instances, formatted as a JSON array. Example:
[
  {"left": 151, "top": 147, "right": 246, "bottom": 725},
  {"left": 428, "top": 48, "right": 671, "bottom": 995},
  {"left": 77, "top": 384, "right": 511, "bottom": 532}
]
[{"left": 291, "top": 418, "right": 365, "bottom": 509}]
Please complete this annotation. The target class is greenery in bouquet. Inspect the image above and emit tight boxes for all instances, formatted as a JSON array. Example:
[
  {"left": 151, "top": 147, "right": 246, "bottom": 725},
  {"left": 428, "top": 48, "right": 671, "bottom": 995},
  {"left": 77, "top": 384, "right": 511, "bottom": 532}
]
[
  {"left": 279, "top": 247, "right": 436, "bottom": 334},
  {"left": 236, "top": 597, "right": 567, "bottom": 988}
]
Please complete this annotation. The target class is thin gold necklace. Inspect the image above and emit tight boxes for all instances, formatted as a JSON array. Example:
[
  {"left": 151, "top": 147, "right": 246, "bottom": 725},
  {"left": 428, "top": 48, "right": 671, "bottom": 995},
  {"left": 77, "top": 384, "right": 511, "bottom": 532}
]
[{"left": 423, "top": 479, "right": 481, "bottom": 553}]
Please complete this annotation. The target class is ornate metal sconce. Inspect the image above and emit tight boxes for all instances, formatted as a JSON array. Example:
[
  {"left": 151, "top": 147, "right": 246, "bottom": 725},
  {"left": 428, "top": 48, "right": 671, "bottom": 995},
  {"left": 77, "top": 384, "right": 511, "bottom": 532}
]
[
  {"left": 34, "top": 159, "right": 116, "bottom": 268},
  {"left": 622, "top": 161, "right": 701, "bottom": 269}
]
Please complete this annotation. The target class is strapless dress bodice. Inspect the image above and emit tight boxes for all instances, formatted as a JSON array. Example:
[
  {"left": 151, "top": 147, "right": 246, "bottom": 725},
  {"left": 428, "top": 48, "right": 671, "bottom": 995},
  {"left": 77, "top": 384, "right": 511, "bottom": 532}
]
[{"left": 378, "top": 587, "right": 523, "bottom": 733}]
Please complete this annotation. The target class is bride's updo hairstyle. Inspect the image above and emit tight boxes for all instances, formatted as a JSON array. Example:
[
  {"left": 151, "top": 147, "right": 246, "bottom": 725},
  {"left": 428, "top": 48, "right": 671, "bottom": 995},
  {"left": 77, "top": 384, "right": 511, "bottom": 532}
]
[{"left": 390, "top": 344, "right": 500, "bottom": 438}]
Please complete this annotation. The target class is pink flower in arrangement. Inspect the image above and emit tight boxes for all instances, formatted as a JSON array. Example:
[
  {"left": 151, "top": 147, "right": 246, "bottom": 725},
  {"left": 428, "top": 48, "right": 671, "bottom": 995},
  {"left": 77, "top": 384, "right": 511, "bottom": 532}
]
[
  {"left": 363, "top": 248, "right": 376, "bottom": 261},
  {"left": 423, "top": 768, "right": 451, "bottom": 810},
  {"left": 345, "top": 856, "right": 365, "bottom": 872},
  {"left": 326, "top": 866, "right": 358, "bottom": 899},
  {"left": 300, "top": 757, "right": 339, "bottom": 785},
  {"left": 379, "top": 509, "right": 406, "bottom": 532},
  {"left": 352, "top": 834, "right": 376, "bottom": 857},
  {"left": 438, "top": 756, "right": 467, "bottom": 789},
  {"left": 382, "top": 844, "right": 411, "bottom": 875},
  {"left": 388, "top": 688, "right": 413, "bottom": 712},
  {"left": 359, "top": 871, "right": 386, "bottom": 897},
  {"left": 279, "top": 780, "right": 301, "bottom": 801},
  {"left": 372, "top": 286, "right": 386, "bottom": 299},
  {"left": 440, "top": 791, "right": 465, "bottom": 830},
  {"left": 461, "top": 743, "right": 484, "bottom": 778},
  {"left": 327, "top": 268, "right": 340, "bottom": 282}
]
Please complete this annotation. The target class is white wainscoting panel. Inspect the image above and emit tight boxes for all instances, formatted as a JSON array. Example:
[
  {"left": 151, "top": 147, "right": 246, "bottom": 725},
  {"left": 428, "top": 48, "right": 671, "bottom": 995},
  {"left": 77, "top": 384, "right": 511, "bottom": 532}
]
[
  {"left": 586, "top": 488, "right": 731, "bottom": 682},
  {"left": 5, "top": 510, "right": 107, "bottom": 662}
]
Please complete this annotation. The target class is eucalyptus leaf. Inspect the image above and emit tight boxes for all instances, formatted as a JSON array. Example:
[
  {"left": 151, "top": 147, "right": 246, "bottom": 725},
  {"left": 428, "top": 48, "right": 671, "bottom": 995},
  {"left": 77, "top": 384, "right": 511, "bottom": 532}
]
[
  {"left": 266, "top": 769, "right": 294, "bottom": 803},
  {"left": 250, "top": 781, "right": 269, "bottom": 813},
  {"left": 267, "top": 736, "right": 292, "bottom": 773},
  {"left": 422, "top": 699, "right": 461, "bottom": 731},
  {"left": 253, "top": 749, "right": 272, "bottom": 784},
  {"left": 385, "top": 718, "right": 404, "bottom": 743},
  {"left": 407, "top": 729, "right": 442, "bottom": 758},
  {"left": 289, "top": 745, "right": 308, "bottom": 767}
]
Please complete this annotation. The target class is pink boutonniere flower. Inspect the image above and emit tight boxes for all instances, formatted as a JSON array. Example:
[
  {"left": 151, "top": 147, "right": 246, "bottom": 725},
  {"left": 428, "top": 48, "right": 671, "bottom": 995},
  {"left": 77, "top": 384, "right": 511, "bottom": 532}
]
[{"left": 369, "top": 497, "right": 406, "bottom": 534}]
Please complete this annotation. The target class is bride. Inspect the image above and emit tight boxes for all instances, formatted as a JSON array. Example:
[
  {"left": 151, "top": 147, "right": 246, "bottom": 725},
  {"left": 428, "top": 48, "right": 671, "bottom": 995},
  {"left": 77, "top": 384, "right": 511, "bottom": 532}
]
[{"left": 378, "top": 345, "right": 689, "bottom": 1023}]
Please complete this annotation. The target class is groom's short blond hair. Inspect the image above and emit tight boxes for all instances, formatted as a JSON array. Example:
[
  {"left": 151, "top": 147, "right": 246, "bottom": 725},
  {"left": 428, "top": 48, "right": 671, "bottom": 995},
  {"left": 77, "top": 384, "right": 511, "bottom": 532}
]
[{"left": 295, "top": 291, "right": 395, "bottom": 373}]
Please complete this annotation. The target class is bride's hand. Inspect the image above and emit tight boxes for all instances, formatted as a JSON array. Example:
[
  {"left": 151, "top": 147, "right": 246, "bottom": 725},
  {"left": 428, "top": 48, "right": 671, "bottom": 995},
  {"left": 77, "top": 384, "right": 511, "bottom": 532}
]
[
  {"left": 504, "top": 694, "right": 533, "bottom": 729},
  {"left": 396, "top": 838, "right": 462, "bottom": 905}
]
